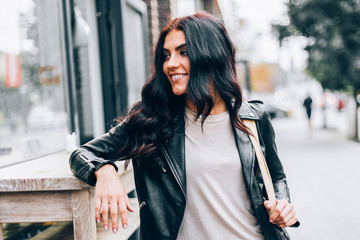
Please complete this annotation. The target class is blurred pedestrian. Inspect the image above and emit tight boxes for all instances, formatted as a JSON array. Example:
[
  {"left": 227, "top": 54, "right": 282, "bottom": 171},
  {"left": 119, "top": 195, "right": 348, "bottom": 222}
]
[
  {"left": 303, "top": 95, "right": 313, "bottom": 129},
  {"left": 69, "top": 12, "right": 298, "bottom": 240}
]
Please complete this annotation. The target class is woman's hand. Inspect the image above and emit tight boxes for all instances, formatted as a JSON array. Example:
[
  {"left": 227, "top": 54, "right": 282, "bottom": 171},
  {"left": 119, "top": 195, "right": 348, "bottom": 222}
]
[
  {"left": 264, "top": 199, "right": 298, "bottom": 228},
  {"left": 95, "top": 164, "right": 134, "bottom": 234}
]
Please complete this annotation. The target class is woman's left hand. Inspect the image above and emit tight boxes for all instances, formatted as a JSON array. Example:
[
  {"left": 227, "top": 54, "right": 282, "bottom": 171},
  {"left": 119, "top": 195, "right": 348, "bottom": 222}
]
[{"left": 264, "top": 199, "right": 298, "bottom": 228}]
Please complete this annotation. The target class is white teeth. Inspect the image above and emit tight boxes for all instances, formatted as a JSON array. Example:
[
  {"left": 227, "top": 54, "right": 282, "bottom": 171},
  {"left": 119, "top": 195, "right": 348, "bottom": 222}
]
[{"left": 171, "top": 74, "right": 187, "bottom": 80}]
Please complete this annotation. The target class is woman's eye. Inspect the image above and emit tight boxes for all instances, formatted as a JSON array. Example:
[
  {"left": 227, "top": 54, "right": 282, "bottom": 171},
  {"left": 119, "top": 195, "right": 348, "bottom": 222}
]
[
  {"left": 180, "top": 50, "right": 188, "bottom": 56},
  {"left": 163, "top": 53, "right": 170, "bottom": 60}
]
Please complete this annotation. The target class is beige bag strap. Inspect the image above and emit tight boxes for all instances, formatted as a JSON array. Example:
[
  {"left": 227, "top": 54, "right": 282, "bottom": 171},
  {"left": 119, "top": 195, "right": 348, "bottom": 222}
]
[{"left": 243, "top": 119, "right": 276, "bottom": 215}]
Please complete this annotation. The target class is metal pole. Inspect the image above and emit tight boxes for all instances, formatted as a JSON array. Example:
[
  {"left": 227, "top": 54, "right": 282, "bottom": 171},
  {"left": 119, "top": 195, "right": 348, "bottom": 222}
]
[{"left": 243, "top": 60, "right": 251, "bottom": 93}]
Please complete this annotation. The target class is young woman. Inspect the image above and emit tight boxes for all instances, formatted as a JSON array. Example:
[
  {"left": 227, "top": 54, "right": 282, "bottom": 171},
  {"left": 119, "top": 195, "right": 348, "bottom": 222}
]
[{"left": 70, "top": 12, "right": 298, "bottom": 240}]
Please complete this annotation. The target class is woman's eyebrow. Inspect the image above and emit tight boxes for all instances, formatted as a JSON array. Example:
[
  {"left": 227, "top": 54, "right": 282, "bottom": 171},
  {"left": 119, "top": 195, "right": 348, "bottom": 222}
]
[
  {"left": 175, "top": 43, "right": 187, "bottom": 50},
  {"left": 163, "top": 43, "right": 187, "bottom": 52}
]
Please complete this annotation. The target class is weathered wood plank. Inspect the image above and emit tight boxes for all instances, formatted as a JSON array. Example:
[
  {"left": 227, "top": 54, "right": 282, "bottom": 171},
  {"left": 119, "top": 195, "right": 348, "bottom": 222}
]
[
  {"left": 0, "top": 192, "right": 72, "bottom": 223},
  {"left": 0, "top": 152, "right": 89, "bottom": 192},
  {"left": 0, "top": 152, "right": 132, "bottom": 192},
  {"left": 0, "top": 177, "right": 91, "bottom": 192},
  {"left": 71, "top": 190, "right": 96, "bottom": 240},
  {"left": 0, "top": 162, "right": 134, "bottom": 192}
]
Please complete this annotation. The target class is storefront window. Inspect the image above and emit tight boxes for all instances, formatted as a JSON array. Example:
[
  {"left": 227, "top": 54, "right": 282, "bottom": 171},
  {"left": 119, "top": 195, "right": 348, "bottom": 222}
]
[{"left": 0, "top": 0, "right": 68, "bottom": 168}]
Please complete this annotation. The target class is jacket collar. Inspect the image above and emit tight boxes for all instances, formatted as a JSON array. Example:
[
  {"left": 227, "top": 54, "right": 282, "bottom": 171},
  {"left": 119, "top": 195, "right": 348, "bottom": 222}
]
[
  {"left": 172, "top": 101, "right": 259, "bottom": 122},
  {"left": 239, "top": 101, "right": 259, "bottom": 120}
]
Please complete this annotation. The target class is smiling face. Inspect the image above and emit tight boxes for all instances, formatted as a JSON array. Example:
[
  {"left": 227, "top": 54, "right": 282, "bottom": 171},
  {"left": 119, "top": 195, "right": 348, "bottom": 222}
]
[{"left": 162, "top": 29, "right": 190, "bottom": 96}]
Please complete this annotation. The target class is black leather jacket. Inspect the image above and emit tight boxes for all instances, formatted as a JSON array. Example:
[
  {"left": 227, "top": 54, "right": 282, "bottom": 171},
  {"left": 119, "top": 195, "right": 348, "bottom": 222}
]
[{"left": 69, "top": 101, "right": 295, "bottom": 240}]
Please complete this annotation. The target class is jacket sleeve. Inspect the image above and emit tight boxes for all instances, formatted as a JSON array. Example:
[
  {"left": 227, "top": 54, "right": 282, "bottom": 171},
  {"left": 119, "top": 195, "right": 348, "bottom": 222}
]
[
  {"left": 69, "top": 123, "right": 129, "bottom": 186},
  {"left": 250, "top": 102, "right": 291, "bottom": 202}
]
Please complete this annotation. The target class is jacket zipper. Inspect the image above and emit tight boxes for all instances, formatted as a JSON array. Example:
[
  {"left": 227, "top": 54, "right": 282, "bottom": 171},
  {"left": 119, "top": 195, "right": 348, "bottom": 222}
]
[
  {"left": 139, "top": 201, "right": 147, "bottom": 209},
  {"left": 160, "top": 146, "right": 186, "bottom": 199},
  {"left": 79, "top": 155, "right": 95, "bottom": 169},
  {"left": 160, "top": 145, "right": 187, "bottom": 239}
]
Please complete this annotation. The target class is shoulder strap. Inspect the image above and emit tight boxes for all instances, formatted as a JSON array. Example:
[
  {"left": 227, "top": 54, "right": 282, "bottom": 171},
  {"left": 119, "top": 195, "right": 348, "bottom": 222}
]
[{"left": 243, "top": 119, "right": 276, "bottom": 215}]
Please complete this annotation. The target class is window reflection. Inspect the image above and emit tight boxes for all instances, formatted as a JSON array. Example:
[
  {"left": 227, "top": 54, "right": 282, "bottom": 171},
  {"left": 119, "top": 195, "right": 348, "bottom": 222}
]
[{"left": 0, "top": 0, "right": 68, "bottom": 167}]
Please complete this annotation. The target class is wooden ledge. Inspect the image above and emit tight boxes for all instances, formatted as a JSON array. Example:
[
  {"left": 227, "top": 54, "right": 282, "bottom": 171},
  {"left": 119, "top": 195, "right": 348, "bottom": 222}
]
[{"left": 0, "top": 152, "right": 133, "bottom": 192}]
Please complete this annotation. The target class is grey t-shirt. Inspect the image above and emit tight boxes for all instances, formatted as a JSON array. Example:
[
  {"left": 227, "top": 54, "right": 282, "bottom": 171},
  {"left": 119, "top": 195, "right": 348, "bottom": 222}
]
[{"left": 177, "top": 108, "right": 264, "bottom": 240}]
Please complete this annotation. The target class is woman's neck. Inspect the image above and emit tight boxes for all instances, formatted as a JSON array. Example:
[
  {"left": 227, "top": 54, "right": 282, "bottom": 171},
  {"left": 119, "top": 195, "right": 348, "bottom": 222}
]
[{"left": 185, "top": 94, "right": 227, "bottom": 115}]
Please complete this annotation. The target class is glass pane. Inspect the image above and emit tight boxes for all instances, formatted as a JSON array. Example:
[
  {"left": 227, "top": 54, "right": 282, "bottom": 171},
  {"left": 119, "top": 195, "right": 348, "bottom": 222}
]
[
  {"left": 0, "top": 0, "right": 68, "bottom": 168},
  {"left": 123, "top": 3, "right": 147, "bottom": 106},
  {"left": 73, "top": 1, "right": 95, "bottom": 143}
]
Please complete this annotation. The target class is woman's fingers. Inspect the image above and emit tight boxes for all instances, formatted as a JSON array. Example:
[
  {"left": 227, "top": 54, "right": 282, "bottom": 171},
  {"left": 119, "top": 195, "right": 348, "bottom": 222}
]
[
  {"left": 267, "top": 199, "right": 298, "bottom": 227},
  {"left": 274, "top": 202, "right": 293, "bottom": 221},
  {"left": 109, "top": 201, "right": 119, "bottom": 233},
  {"left": 269, "top": 199, "right": 286, "bottom": 223},
  {"left": 276, "top": 210, "right": 297, "bottom": 227},
  {"left": 96, "top": 197, "right": 129, "bottom": 233},
  {"left": 95, "top": 196, "right": 102, "bottom": 224},
  {"left": 101, "top": 199, "right": 110, "bottom": 231},
  {"left": 263, "top": 200, "right": 274, "bottom": 214},
  {"left": 118, "top": 199, "right": 129, "bottom": 229},
  {"left": 126, "top": 196, "right": 134, "bottom": 212}
]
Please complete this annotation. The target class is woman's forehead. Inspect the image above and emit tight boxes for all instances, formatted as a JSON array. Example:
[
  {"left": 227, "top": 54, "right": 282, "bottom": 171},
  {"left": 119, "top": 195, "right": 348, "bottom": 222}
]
[{"left": 163, "top": 29, "right": 186, "bottom": 50}]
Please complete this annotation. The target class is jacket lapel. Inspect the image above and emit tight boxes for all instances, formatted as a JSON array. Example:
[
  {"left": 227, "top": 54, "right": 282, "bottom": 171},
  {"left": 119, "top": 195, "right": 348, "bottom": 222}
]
[
  {"left": 164, "top": 115, "right": 186, "bottom": 195},
  {"left": 234, "top": 102, "right": 259, "bottom": 187}
]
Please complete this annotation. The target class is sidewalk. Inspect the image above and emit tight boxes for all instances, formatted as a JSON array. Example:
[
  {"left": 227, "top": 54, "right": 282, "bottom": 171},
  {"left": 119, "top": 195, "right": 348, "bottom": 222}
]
[{"left": 272, "top": 113, "right": 360, "bottom": 240}]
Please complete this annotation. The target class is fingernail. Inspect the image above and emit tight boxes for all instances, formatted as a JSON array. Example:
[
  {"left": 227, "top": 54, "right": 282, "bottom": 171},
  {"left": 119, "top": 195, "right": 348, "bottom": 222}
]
[
  {"left": 104, "top": 225, "right": 108, "bottom": 231},
  {"left": 113, "top": 228, "right": 118, "bottom": 234},
  {"left": 123, "top": 224, "right": 128, "bottom": 229},
  {"left": 96, "top": 219, "right": 100, "bottom": 224}
]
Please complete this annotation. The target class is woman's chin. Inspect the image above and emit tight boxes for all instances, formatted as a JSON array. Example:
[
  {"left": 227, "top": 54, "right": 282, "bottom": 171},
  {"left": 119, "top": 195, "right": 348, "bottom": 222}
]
[{"left": 172, "top": 88, "right": 186, "bottom": 96}]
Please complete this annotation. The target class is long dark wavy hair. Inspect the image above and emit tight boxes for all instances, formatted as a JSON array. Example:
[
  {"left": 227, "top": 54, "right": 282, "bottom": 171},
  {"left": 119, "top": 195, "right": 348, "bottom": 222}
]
[{"left": 119, "top": 12, "right": 249, "bottom": 170}]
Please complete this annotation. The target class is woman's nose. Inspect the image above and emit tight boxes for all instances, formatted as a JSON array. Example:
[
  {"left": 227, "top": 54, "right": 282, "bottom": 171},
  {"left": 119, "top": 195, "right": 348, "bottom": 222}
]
[{"left": 167, "top": 55, "right": 180, "bottom": 69}]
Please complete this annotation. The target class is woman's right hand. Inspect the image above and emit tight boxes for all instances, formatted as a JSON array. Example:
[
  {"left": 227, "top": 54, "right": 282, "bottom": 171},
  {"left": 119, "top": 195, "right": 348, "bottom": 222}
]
[{"left": 95, "top": 164, "right": 134, "bottom": 234}]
